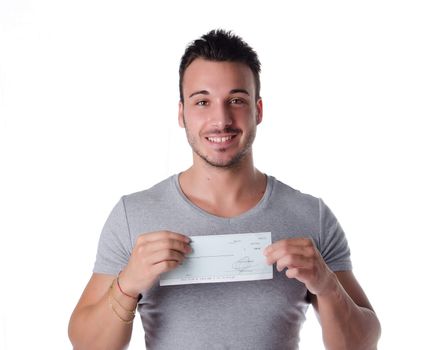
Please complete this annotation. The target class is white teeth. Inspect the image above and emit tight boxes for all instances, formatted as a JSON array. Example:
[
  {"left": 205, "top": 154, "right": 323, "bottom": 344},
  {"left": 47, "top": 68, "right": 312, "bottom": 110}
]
[{"left": 207, "top": 136, "right": 233, "bottom": 143}]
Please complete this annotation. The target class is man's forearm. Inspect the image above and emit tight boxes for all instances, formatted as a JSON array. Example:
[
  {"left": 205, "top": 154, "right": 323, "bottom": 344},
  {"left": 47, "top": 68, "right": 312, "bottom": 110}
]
[
  {"left": 315, "top": 274, "right": 381, "bottom": 350},
  {"left": 68, "top": 283, "right": 136, "bottom": 350}
]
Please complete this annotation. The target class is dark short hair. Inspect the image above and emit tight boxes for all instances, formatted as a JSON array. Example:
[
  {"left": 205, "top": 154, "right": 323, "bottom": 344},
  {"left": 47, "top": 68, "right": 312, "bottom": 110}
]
[{"left": 179, "top": 29, "right": 261, "bottom": 102}]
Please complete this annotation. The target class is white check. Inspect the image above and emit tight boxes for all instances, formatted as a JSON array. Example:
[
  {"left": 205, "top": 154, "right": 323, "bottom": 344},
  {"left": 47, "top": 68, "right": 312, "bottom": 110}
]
[{"left": 160, "top": 232, "right": 273, "bottom": 286}]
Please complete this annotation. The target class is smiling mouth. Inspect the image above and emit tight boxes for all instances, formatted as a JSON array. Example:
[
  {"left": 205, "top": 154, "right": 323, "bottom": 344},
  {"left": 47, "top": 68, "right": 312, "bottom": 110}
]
[{"left": 205, "top": 135, "right": 236, "bottom": 143}]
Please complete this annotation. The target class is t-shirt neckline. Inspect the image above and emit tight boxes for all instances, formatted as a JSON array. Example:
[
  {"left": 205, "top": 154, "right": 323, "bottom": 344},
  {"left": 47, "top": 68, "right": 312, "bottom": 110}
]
[{"left": 172, "top": 173, "right": 274, "bottom": 222}]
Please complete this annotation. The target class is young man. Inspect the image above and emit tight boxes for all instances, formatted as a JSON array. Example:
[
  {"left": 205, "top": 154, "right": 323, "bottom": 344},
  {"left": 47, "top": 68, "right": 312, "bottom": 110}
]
[{"left": 69, "top": 30, "right": 381, "bottom": 349}]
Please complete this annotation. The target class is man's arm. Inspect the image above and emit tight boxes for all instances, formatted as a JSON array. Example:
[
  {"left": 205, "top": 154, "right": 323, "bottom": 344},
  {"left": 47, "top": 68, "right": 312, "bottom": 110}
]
[
  {"left": 68, "top": 231, "right": 192, "bottom": 350},
  {"left": 310, "top": 270, "right": 381, "bottom": 350},
  {"left": 68, "top": 273, "right": 136, "bottom": 350},
  {"left": 264, "top": 238, "right": 381, "bottom": 350}
]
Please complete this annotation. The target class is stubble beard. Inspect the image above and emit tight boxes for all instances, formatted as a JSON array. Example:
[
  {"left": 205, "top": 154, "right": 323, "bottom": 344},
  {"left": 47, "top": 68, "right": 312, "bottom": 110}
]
[{"left": 183, "top": 114, "right": 256, "bottom": 169}]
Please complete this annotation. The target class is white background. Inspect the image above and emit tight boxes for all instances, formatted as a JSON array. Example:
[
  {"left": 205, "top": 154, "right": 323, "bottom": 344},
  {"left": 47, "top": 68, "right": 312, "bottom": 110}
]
[{"left": 1, "top": 1, "right": 446, "bottom": 349}]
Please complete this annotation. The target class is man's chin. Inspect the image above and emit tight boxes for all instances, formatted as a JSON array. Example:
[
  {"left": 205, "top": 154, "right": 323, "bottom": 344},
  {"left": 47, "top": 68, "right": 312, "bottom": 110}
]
[
  {"left": 205, "top": 158, "right": 239, "bottom": 169},
  {"left": 198, "top": 153, "right": 244, "bottom": 169}
]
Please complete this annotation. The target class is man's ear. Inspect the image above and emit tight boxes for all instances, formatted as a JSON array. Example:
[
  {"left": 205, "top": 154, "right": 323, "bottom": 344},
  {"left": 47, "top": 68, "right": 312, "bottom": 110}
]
[
  {"left": 178, "top": 101, "right": 185, "bottom": 128},
  {"left": 256, "top": 98, "right": 263, "bottom": 125}
]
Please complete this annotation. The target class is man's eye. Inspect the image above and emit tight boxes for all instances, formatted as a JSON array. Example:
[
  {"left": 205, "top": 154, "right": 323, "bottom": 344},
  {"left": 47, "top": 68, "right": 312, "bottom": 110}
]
[
  {"left": 196, "top": 101, "right": 208, "bottom": 106},
  {"left": 229, "top": 98, "right": 244, "bottom": 105}
]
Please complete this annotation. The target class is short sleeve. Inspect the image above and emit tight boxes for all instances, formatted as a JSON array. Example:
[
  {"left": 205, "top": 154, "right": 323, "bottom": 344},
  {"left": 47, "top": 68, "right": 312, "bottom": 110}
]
[
  {"left": 318, "top": 198, "right": 352, "bottom": 272},
  {"left": 93, "top": 197, "right": 133, "bottom": 275}
]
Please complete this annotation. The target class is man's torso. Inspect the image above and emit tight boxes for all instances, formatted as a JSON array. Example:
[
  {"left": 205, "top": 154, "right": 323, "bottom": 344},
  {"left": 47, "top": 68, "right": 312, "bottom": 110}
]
[{"left": 94, "top": 174, "right": 351, "bottom": 349}]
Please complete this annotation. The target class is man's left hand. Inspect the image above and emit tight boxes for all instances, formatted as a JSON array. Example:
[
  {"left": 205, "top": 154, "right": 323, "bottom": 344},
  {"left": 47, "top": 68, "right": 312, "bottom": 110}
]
[{"left": 263, "top": 238, "right": 336, "bottom": 296}]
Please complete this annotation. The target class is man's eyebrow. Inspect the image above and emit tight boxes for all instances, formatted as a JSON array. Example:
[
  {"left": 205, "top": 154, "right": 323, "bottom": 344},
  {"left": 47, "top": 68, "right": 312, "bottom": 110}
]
[
  {"left": 189, "top": 90, "right": 209, "bottom": 98},
  {"left": 189, "top": 89, "right": 250, "bottom": 98},
  {"left": 230, "top": 89, "right": 250, "bottom": 95}
]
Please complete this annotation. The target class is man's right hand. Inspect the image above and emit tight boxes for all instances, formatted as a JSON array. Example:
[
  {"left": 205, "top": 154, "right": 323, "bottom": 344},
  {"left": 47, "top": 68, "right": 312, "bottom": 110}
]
[{"left": 118, "top": 231, "right": 192, "bottom": 297}]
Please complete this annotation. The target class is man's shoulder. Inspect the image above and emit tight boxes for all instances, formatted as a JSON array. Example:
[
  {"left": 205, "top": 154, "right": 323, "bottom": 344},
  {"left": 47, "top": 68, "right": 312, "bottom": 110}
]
[
  {"left": 121, "top": 174, "right": 177, "bottom": 207},
  {"left": 267, "top": 175, "right": 323, "bottom": 218},
  {"left": 270, "top": 176, "right": 320, "bottom": 205}
]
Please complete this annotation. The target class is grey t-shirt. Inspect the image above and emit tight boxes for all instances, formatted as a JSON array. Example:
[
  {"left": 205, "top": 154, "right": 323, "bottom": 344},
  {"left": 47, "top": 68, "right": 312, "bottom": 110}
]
[{"left": 94, "top": 174, "right": 352, "bottom": 349}]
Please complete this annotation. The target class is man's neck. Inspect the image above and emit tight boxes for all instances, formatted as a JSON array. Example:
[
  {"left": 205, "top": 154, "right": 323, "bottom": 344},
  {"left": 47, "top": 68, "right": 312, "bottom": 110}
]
[{"left": 178, "top": 155, "right": 267, "bottom": 217}]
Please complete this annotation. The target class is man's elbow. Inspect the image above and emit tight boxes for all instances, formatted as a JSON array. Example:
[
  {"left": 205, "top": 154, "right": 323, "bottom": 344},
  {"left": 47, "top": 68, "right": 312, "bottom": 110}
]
[{"left": 353, "top": 309, "right": 381, "bottom": 350}]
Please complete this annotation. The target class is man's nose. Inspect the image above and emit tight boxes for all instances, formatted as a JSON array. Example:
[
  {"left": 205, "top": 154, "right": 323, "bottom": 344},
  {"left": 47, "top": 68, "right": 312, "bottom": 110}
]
[{"left": 209, "top": 103, "right": 233, "bottom": 129}]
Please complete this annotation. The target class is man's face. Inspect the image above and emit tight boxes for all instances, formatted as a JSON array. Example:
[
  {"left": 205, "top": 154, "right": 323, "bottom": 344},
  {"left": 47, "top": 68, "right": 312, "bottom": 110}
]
[{"left": 179, "top": 58, "right": 263, "bottom": 169}]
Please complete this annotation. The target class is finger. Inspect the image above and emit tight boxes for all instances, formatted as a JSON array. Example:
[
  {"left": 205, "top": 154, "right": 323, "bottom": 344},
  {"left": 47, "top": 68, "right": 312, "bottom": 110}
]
[
  {"left": 285, "top": 267, "right": 315, "bottom": 284},
  {"left": 264, "top": 237, "right": 314, "bottom": 255},
  {"left": 146, "top": 249, "right": 186, "bottom": 266},
  {"left": 276, "top": 255, "right": 313, "bottom": 272},
  {"left": 144, "top": 238, "right": 192, "bottom": 255},
  {"left": 137, "top": 231, "right": 191, "bottom": 244},
  {"left": 152, "top": 260, "right": 182, "bottom": 275},
  {"left": 285, "top": 267, "right": 302, "bottom": 280},
  {"left": 265, "top": 244, "right": 315, "bottom": 265}
]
